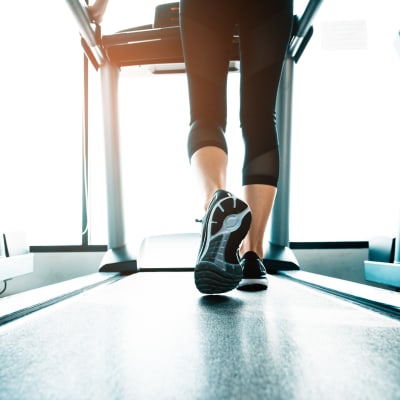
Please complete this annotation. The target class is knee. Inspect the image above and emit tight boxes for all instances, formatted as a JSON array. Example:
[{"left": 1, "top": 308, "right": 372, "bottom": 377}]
[
  {"left": 187, "top": 120, "right": 228, "bottom": 161},
  {"left": 242, "top": 147, "right": 280, "bottom": 186}
]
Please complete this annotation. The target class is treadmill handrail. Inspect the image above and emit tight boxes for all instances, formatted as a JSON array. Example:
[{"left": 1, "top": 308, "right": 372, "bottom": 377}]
[
  {"left": 296, "top": 0, "right": 324, "bottom": 39},
  {"left": 289, "top": 0, "right": 323, "bottom": 59},
  {"left": 65, "top": 0, "right": 105, "bottom": 66},
  {"left": 65, "top": 0, "right": 323, "bottom": 67},
  {"left": 102, "top": 26, "right": 181, "bottom": 47}
]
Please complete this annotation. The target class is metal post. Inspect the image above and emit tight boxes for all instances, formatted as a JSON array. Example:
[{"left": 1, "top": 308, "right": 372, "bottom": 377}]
[
  {"left": 263, "top": 57, "right": 299, "bottom": 273},
  {"left": 82, "top": 54, "right": 89, "bottom": 246},
  {"left": 98, "top": 61, "right": 138, "bottom": 272},
  {"left": 100, "top": 62, "right": 125, "bottom": 249},
  {"left": 394, "top": 214, "right": 400, "bottom": 264},
  {"left": 272, "top": 57, "right": 294, "bottom": 247}
]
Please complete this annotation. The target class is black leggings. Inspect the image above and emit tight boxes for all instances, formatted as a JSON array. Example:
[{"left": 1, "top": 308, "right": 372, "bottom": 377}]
[{"left": 180, "top": 0, "right": 293, "bottom": 187}]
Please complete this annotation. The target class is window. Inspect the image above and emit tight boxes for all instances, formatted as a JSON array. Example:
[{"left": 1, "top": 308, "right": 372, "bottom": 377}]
[
  {"left": 2, "top": 1, "right": 399, "bottom": 248},
  {"left": 88, "top": 1, "right": 245, "bottom": 249},
  {"left": 291, "top": 0, "right": 400, "bottom": 241},
  {"left": 0, "top": 1, "right": 83, "bottom": 245}
]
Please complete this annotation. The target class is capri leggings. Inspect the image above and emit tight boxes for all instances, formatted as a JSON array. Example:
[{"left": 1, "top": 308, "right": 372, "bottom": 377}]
[{"left": 180, "top": 0, "right": 293, "bottom": 186}]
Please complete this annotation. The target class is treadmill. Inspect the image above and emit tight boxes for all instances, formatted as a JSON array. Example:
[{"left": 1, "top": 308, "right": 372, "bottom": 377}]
[{"left": 1, "top": 2, "right": 399, "bottom": 399}]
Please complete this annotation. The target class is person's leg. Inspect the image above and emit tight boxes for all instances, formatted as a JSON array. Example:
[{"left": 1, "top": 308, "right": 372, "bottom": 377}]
[
  {"left": 236, "top": 0, "right": 293, "bottom": 290},
  {"left": 180, "top": 0, "right": 234, "bottom": 210},
  {"left": 239, "top": 0, "right": 293, "bottom": 256},
  {"left": 240, "top": 184, "right": 276, "bottom": 258},
  {"left": 180, "top": 0, "right": 252, "bottom": 294},
  {"left": 190, "top": 146, "right": 227, "bottom": 211}
]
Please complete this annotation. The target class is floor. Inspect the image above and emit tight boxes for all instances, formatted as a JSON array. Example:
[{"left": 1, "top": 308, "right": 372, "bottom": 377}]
[{"left": 1, "top": 271, "right": 400, "bottom": 400}]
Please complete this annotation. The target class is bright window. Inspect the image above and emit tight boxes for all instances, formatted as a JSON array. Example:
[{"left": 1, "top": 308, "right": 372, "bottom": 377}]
[
  {"left": 291, "top": 0, "right": 400, "bottom": 241},
  {"left": 0, "top": 1, "right": 83, "bottom": 245},
  {"left": 2, "top": 1, "right": 399, "bottom": 248}
]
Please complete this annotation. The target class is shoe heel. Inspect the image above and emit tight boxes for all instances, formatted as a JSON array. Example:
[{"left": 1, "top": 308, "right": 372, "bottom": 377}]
[
  {"left": 195, "top": 261, "right": 243, "bottom": 294},
  {"left": 195, "top": 191, "right": 251, "bottom": 294}
]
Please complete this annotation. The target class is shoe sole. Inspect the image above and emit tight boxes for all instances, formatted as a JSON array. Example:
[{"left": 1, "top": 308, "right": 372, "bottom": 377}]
[
  {"left": 195, "top": 196, "right": 251, "bottom": 294},
  {"left": 237, "top": 278, "right": 268, "bottom": 292}
]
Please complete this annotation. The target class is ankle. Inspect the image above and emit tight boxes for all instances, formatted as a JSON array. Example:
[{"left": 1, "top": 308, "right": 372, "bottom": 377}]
[
  {"left": 239, "top": 246, "right": 263, "bottom": 260},
  {"left": 204, "top": 188, "right": 225, "bottom": 211}
]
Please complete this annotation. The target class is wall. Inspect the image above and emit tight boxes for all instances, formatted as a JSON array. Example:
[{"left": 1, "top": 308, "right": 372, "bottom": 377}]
[
  {"left": 293, "top": 248, "right": 394, "bottom": 290},
  {"left": 1, "top": 252, "right": 104, "bottom": 298}
]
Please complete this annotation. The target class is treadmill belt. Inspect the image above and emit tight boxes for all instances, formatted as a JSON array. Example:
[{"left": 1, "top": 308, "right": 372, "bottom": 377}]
[{"left": 1, "top": 272, "right": 399, "bottom": 400}]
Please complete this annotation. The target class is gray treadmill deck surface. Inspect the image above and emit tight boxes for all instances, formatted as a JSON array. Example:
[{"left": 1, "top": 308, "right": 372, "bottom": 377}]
[{"left": 1, "top": 271, "right": 399, "bottom": 400}]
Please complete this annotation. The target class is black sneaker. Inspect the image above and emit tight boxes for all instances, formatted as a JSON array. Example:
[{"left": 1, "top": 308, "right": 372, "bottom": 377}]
[
  {"left": 237, "top": 251, "right": 268, "bottom": 291},
  {"left": 195, "top": 190, "right": 252, "bottom": 294}
]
